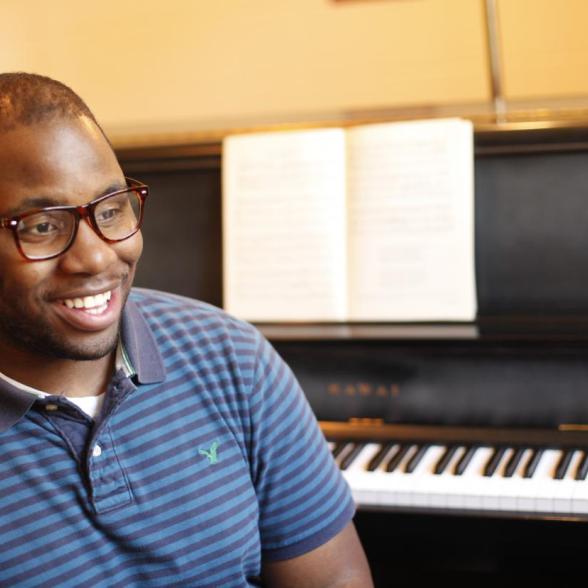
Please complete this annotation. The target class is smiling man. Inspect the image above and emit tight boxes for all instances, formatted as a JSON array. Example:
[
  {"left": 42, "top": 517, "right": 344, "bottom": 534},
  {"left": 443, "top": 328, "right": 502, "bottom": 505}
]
[{"left": 0, "top": 73, "right": 372, "bottom": 588}]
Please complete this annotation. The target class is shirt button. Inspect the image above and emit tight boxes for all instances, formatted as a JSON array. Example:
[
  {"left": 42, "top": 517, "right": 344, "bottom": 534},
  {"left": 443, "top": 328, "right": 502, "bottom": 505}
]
[
  {"left": 92, "top": 444, "right": 103, "bottom": 458},
  {"left": 45, "top": 404, "right": 59, "bottom": 411}
]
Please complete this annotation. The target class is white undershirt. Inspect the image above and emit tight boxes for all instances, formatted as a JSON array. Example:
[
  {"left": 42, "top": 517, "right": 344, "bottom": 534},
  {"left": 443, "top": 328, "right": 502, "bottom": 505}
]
[{"left": 0, "top": 343, "right": 131, "bottom": 420}]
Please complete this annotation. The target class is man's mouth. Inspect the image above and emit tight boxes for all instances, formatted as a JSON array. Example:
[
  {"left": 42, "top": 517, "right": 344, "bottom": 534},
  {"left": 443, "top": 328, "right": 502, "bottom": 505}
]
[{"left": 61, "top": 290, "right": 112, "bottom": 315}]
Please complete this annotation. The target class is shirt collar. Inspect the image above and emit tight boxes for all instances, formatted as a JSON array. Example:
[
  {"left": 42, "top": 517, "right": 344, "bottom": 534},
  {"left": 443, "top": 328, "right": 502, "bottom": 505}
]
[
  {"left": 120, "top": 296, "right": 166, "bottom": 385},
  {"left": 0, "top": 381, "right": 37, "bottom": 432},
  {"left": 0, "top": 291, "right": 166, "bottom": 432}
]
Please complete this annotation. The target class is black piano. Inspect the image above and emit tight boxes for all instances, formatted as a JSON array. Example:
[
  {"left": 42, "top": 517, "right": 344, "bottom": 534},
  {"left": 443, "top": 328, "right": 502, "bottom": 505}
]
[{"left": 118, "top": 116, "right": 588, "bottom": 581}]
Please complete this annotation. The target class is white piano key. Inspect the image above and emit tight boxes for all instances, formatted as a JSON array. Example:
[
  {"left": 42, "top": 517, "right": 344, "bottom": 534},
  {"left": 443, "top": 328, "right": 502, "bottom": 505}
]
[
  {"left": 342, "top": 443, "right": 383, "bottom": 506},
  {"left": 353, "top": 443, "right": 402, "bottom": 507},
  {"left": 405, "top": 445, "right": 448, "bottom": 507},
  {"left": 551, "top": 450, "right": 583, "bottom": 514},
  {"left": 516, "top": 449, "right": 547, "bottom": 513},
  {"left": 528, "top": 449, "right": 564, "bottom": 513},
  {"left": 571, "top": 452, "right": 588, "bottom": 515},
  {"left": 498, "top": 448, "right": 534, "bottom": 512},
  {"left": 429, "top": 445, "right": 467, "bottom": 509},
  {"left": 505, "top": 449, "right": 536, "bottom": 513},
  {"left": 457, "top": 446, "right": 495, "bottom": 510},
  {"left": 384, "top": 445, "right": 419, "bottom": 507},
  {"left": 572, "top": 485, "right": 588, "bottom": 514},
  {"left": 344, "top": 443, "right": 382, "bottom": 473},
  {"left": 481, "top": 448, "right": 514, "bottom": 511}
]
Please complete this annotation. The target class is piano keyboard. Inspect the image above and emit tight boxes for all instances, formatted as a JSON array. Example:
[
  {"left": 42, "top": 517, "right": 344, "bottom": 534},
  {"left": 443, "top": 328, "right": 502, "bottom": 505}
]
[{"left": 329, "top": 438, "right": 588, "bottom": 518}]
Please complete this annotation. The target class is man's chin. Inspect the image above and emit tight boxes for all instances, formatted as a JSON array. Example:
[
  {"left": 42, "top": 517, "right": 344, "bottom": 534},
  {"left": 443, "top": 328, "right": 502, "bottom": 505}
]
[
  {"left": 36, "top": 324, "right": 121, "bottom": 361},
  {"left": 0, "top": 319, "right": 120, "bottom": 363},
  {"left": 46, "top": 338, "right": 119, "bottom": 361}
]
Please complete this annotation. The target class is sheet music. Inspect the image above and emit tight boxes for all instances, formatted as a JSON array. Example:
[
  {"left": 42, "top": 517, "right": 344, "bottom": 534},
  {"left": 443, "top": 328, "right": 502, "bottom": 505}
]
[
  {"left": 223, "top": 129, "right": 348, "bottom": 321},
  {"left": 346, "top": 118, "right": 476, "bottom": 320}
]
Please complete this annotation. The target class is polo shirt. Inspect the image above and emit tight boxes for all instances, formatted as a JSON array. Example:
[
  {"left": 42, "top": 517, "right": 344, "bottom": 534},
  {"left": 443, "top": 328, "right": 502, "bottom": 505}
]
[
  {"left": 0, "top": 288, "right": 355, "bottom": 587},
  {"left": 0, "top": 340, "right": 133, "bottom": 418}
]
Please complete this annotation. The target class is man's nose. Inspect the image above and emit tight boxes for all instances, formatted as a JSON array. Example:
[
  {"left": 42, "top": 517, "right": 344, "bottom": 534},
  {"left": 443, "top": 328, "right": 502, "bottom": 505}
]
[{"left": 57, "top": 218, "right": 118, "bottom": 274}]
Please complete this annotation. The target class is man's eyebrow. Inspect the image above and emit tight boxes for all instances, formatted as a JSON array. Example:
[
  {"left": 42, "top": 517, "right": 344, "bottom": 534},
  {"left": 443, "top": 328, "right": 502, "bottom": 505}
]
[
  {"left": 96, "top": 182, "right": 127, "bottom": 198},
  {"left": 3, "top": 197, "right": 61, "bottom": 217},
  {"left": 3, "top": 182, "right": 127, "bottom": 217}
]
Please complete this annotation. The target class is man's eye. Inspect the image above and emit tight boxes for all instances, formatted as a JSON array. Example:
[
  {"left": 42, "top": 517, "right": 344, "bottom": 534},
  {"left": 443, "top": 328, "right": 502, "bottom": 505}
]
[
  {"left": 18, "top": 214, "right": 66, "bottom": 241},
  {"left": 98, "top": 206, "right": 120, "bottom": 220},
  {"left": 32, "top": 222, "right": 58, "bottom": 234},
  {"left": 97, "top": 206, "right": 121, "bottom": 223}
]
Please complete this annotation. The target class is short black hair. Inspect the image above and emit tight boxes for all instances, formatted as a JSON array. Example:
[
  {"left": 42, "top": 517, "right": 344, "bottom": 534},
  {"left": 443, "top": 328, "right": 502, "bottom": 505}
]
[{"left": 0, "top": 72, "right": 100, "bottom": 133}]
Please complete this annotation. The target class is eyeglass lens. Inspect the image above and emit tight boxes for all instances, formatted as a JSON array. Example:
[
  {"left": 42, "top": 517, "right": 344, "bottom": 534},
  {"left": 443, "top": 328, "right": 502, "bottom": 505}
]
[{"left": 16, "top": 189, "right": 142, "bottom": 260}]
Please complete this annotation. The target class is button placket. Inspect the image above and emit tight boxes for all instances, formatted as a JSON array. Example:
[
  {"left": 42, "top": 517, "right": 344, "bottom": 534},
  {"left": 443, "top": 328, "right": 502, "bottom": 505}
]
[{"left": 87, "top": 427, "right": 133, "bottom": 513}]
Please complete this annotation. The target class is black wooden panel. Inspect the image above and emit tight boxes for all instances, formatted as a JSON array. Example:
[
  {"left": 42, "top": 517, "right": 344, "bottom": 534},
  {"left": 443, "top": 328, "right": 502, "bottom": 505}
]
[
  {"left": 274, "top": 339, "right": 588, "bottom": 427},
  {"left": 122, "top": 168, "right": 223, "bottom": 307},
  {"left": 355, "top": 510, "right": 588, "bottom": 580},
  {"left": 475, "top": 151, "right": 588, "bottom": 315}
]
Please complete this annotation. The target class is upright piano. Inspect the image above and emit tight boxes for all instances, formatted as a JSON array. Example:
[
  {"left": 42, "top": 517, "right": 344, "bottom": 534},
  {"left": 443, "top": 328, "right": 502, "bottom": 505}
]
[{"left": 117, "top": 115, "right": 588, "bottom": 580}]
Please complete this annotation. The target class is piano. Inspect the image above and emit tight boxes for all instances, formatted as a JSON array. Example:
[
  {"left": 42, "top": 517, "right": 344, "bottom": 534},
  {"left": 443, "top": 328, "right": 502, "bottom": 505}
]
[{"left": 117, "top": 114, "right": 588, "bottom": 580}]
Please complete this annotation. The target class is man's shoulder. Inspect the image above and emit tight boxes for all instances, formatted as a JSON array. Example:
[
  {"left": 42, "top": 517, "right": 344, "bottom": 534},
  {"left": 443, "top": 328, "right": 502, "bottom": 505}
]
[
  {"left": 128, "top": 287, "right": 259, "bottom": 342},
  {"left": 126, "top": 288, "right": 269, "bottom": 387},
  {"left": 129, "top": 287, "right": 219, "bottom": 314}
]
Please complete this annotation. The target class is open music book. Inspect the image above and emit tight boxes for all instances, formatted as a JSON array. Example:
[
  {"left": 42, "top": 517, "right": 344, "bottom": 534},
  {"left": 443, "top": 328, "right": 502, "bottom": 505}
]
[{"left": 222, "top": 118, "right": 476, "bottom": 322}]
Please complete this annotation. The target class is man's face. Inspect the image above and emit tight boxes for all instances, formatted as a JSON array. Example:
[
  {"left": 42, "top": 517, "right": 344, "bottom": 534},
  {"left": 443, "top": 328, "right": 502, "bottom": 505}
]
[{"left": 0, "top": 116, "right": 143, "bottom": 362}]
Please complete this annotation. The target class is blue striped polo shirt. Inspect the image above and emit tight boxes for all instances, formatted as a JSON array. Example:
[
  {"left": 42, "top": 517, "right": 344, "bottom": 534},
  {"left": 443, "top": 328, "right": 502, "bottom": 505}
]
[{"left": 0, "top": 288, "right": 354, "bottom": 587}]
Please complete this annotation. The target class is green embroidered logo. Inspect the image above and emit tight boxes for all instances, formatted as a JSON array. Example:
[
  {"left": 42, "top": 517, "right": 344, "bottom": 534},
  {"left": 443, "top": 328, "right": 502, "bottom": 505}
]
[{"left": 199, "top": 440, "right": 220, "bottom": 465}]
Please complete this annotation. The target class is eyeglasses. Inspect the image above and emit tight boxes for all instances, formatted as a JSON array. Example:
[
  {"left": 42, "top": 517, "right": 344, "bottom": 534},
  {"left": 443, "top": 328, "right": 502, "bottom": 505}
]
[{"left": 0, "top": 178, "right": 148, "bottom": 261}]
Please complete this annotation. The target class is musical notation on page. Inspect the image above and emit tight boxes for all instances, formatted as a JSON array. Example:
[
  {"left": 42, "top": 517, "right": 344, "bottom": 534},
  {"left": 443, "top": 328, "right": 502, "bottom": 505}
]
[{"left": 223, "top": 118, "right": 476, "bottom": 322}]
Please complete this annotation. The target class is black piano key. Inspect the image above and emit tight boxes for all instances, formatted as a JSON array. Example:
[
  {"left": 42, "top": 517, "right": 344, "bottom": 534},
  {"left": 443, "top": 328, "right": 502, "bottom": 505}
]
[
  {"left": 523, "top": 448, "right": 544, "bottom": 479},
  {"left": 575, "top": 451, "right": 588, "bottom": 481},
  {"left": 404, "top": 444, "right": 430, "bottom": 474},
  {"left": 554, "top": 449, "right": 575, "bottom": 480},
  {"left": 385, "top": 444, "right": 411, "bottom": 473},
  {"left": 503, "top": 447, "right": 526, "bottom": 478},
  {"left": 339, "top": 443, "right": 366, "bottom": 471},
  {"left": 453, "top": 446, "right": 476, "bottom": 476},
  {"left": 483, "top": 446, "right": 507, "bottom": 477},
  {"left": 433, "top": 445, "right": 458, "bottom": 475},
  {"left": 331, "top": 442, "right": 349, "bottom": 461},
  {"left": 366, "top": 443, "right": 394, "bottom": 472}
]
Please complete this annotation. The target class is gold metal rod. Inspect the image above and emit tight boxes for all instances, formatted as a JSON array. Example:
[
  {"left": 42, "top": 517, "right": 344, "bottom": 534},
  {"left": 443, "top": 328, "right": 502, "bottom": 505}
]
[{"left": 484, "top": 0, "right": 507, "bottom": 122}]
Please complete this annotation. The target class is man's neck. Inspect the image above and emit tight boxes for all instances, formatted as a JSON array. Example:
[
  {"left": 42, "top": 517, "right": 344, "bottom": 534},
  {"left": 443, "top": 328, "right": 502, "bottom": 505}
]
[{"left": 0, "top": 348, "right": 115, "bottom": 398}]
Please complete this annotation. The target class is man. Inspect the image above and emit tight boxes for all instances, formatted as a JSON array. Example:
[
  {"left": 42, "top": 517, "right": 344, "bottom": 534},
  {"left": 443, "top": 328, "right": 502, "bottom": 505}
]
[{"left": 0, "top": 73, "right": 373, "bottom": 587}]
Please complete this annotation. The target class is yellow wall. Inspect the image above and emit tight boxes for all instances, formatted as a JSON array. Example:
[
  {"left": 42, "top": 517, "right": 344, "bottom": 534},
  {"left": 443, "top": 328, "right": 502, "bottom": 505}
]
[
  {"left": 1, "top": 0, "right": 588, "bottom": 138},
  {"left": 498, "top": 0, "right": 588, "bottom": 100},
  {"left": 0, "top": 0, "right": 489, "bottom": 135}
]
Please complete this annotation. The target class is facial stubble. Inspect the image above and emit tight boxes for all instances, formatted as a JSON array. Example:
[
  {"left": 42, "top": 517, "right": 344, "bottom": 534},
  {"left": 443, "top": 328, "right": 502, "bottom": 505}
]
[{"left": 0, "top": 288, "right": 131, "bottom": 362}]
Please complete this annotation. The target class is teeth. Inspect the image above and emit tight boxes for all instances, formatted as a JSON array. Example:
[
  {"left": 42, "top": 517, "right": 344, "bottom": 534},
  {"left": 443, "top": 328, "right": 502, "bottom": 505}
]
[
  {"left": 85, "top": 304, "right": 108, "bottom": 315},
  {"left": 62, "top": 290, "right": 112, "bottom": 311}
]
